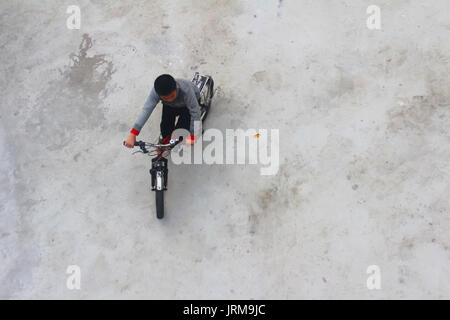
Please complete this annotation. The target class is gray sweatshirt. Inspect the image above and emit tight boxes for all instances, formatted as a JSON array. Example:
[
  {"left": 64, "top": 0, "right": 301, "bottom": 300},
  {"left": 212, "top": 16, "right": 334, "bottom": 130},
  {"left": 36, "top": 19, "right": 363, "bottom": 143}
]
[{"left": 131, "top": 78, "right": 201, "bottom": 136}]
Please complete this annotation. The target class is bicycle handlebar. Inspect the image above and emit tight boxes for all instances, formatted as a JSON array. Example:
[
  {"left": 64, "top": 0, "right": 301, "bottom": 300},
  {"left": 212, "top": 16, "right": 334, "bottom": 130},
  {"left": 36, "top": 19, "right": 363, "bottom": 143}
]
[{"left": 123, "top": 136, "right": 184, "bottom": 154}]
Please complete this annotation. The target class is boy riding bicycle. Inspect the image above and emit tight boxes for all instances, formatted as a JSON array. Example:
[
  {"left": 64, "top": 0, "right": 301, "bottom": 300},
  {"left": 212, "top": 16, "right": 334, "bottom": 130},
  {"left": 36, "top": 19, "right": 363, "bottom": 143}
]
[{"left": 124, "top": 74, "right": 203, "bottom": 149}]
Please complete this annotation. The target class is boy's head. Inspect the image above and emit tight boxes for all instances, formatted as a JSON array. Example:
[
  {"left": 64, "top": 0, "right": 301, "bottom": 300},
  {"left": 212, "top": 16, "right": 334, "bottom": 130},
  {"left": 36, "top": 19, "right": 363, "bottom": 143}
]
[{"left": 154, "top": 74, "right": 177, "bottom": 102}]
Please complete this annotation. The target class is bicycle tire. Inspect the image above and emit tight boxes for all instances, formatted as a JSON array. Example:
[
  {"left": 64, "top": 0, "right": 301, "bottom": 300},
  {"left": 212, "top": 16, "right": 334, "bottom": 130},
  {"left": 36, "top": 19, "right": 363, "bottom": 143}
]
[
  {"left": 208, "top": 76, "right": 214, "bottom": 99},
  {"left": 201, "top": 104, "right": 210, "bottom": 122},
  {"left": 156, "top": 190, "right": 164, "bottom": 219},
  {"left": 201, "top": 77, "right": 214, "bottom": 122}
]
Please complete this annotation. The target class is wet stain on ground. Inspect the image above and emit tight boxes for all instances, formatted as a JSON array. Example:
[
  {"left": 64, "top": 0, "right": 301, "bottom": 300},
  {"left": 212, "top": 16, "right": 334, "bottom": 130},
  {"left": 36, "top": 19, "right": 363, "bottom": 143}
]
[
  {"left": 388, "top": 95, "right": 447, "bottom": 134},
  {"left": 62, "top": 33, "right": 114, "bottom": 100},
  {"left": 248, "top": 184, "right": 279, "bottom": 235},
  {"left": 24, "top": 33, "right": 115, "bottom": 151},
  {"left": 247, "top": 162, "right": 307, "bottom": 235}
]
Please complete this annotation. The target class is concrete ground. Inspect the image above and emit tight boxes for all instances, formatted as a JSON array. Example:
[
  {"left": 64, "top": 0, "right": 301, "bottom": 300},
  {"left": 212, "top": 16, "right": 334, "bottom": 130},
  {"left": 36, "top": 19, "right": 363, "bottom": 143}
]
[{"left": 1, "top": 0, "right": 449, "bottom": 299}]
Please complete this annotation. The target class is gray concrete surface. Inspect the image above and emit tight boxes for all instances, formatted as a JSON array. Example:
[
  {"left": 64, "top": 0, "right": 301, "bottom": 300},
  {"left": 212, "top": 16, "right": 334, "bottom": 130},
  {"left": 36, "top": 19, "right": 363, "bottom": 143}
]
[{"left": 1, "top": 0, "right": 449, "bottom": 299}]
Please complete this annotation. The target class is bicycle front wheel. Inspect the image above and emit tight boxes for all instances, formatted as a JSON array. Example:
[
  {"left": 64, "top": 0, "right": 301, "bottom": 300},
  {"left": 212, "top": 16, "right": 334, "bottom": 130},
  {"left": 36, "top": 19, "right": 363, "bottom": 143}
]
[{"left": 156, "top": 190, "right": 164, "bottom": 219}]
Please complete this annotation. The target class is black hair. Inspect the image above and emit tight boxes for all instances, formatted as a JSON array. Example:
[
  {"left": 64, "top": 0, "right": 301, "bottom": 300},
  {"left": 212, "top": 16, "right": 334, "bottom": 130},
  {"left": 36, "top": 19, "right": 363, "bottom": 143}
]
[{"left": 154, "top": 74, "right": 176, "bottom": 96}]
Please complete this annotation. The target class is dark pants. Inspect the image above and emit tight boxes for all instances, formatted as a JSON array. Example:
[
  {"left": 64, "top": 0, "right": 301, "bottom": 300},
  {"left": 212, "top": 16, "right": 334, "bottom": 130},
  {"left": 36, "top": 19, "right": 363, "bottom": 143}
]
[{"left": 160, "top": 104, "right": 192, "bottom": 140}]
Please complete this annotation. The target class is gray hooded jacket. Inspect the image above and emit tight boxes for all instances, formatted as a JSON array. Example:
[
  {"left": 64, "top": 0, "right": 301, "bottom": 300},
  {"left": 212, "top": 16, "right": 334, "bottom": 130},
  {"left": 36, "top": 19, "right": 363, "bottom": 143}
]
[{"left": 131, "top": 78, "right": 201, "bottom": 136}]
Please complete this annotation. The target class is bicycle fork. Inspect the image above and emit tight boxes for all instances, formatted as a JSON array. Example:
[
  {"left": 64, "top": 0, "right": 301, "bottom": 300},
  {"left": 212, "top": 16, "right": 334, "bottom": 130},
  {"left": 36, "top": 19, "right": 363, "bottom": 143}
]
[{"left": 150, "top": 157, "right": 168, "bottom": 191}]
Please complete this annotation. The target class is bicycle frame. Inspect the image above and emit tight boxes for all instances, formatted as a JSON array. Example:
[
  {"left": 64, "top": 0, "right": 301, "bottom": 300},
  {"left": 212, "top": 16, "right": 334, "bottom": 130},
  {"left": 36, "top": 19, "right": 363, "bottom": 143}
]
[{"left": 151, "top": 156, "right": 168, "bottom": 191}]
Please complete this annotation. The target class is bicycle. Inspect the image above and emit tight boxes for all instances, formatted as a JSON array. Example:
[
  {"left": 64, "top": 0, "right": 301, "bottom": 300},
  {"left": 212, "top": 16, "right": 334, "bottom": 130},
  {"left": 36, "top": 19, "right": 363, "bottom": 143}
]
[{"left": 123, "top": 73, "right": 214, "bottom": 219}]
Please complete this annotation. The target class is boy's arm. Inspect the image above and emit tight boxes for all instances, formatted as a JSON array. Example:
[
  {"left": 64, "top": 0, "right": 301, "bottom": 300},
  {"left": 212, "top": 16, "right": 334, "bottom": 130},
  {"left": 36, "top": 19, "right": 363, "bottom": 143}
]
[
  {"left": 184, "top": 85, "right": 202, "bottom": 138},
  {"left": 130, "top": 87, "right": 160, "bottom": 136}
]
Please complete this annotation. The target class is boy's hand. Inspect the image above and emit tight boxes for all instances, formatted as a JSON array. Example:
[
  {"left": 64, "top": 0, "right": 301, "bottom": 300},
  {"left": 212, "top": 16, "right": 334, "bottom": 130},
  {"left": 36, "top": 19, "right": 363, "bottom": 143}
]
[
  {"left": 185, "top": 135, "right": 198, "bottom": 146},
  {"left": 125, "top": 133, "right": 136, "bottom": 148}
]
